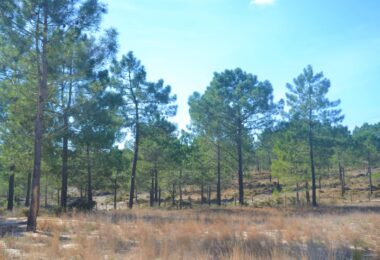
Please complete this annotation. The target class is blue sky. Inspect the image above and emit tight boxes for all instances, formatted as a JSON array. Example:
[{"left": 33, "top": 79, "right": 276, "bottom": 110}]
[{"left": 103, "top": 0, "right": 380, "bottom": 130}]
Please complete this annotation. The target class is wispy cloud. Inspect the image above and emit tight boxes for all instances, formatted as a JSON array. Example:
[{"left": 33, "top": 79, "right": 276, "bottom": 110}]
[{"left": 250, "top": 0, "right": 275, "bottom": 6}]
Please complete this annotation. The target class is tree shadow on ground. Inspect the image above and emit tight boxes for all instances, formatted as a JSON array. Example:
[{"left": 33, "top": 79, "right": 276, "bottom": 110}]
[{"left": 0, "top": 218, "right": 26, "bottom": 237}]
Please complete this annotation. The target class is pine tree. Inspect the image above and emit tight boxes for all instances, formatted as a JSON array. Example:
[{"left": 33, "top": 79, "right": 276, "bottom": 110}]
[
  {"left": 111, "top": 52, "right": 177, "bottom": 208},
  {"left": 191, "top": 68, "right": 279, "bottom": 205},
  {"left": 286, "top": 65, "right": 343, "bottom": 206}
]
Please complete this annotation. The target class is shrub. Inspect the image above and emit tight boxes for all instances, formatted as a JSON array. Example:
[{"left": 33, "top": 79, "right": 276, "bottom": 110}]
[{"left": 68, "top": 198, "right": 96, "bottom": 211}]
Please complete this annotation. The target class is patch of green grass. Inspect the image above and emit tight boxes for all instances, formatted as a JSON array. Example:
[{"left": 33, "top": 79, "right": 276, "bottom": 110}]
[{"left": 372, "top": 172, "right": 380, "bottom": 179}]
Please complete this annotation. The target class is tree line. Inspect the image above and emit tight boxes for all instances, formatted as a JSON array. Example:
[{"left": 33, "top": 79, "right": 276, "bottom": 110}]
[{"left": 0, "top": 0, "right": 379, "bottom": 232}]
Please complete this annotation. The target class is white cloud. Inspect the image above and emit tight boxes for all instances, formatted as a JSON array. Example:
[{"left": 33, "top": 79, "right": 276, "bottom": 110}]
[{"left": 250, "top": 0, "right": 275, "bottom": 6}]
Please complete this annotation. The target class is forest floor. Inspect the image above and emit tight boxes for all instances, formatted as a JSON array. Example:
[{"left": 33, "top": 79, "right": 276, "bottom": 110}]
[
  {"left": 0, "top": 169, "right": 379, "bottom": 259},
  {"left": 91, "top": 168, "right": 380, "bottom": 211},
  {"left": 0, "top": 205, "right": 380, "bottom": 259}
]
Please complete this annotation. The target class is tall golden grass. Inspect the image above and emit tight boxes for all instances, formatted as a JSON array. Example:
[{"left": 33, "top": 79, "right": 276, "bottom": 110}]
[{"left": 1, "top": 207, "right": 379, "bottom": 259}]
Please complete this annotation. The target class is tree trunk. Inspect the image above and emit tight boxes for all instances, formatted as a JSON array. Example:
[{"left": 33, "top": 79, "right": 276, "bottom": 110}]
[
  {"left": 128, "top": 118, "right": 139, "bottom": 209},
  {"left": 236, "top": 122, "right": 244, "bottom": 205},
  {"left": 267, "top": 153, "right": 272, "bottom": 183},
  {"left": 149, "top": 190, "right": 153, "bottom": 207},
  {"left": 158, "top": 187, "right": 161, "bottom": 207},
  {"left": 342, "top": 166, "right": 345, "bottom": 196},
  {"left": 150, "top": 170, "right": 154, "bottom": 207},
  {"left": 27, "top": 4, "right": 48, "bottom": 231},
  {"left": 86, "top": 144, "right": 93, "bottom": 203},
  {"left": 154, "top": 165, "right": 158, "bottom": 202},
  {"left": 308, "top": 118, "right": 317, "bottom": 207},
  {"left": 172, "top": 183, "right": 176, "bottom": 206},
  {"left": 216, "top": 142, "right": 221, "bottom": 206},
  {"left": 179, "top": 171, "right": 183, "bottom": 209},
  {"left": 296, "top": 182, "right": 300, "bottom": 205},
  {"left": 318, "top": 176, "right": 322, "bottom": 191},
  {"left": 25, "top": 171, "right": 32, "bottom": 207},
  {"left": 114, "top": 171, "right": 118, "bottom": 210},
  {"left": 60, "top": 116, "right": 69, "bottom": 209},
  {"left": 57, "top": 189, "right": 60, "bottom": 207},
  {"left": 44, "top": 170, "right": 48, "bottom": 208},
  {"left": 339, "top": 162, "right": 345, "bottom": 197},
  {"left": 200, "top": 179, "right": 204, "bottom": 205},
  {"left": 256, "top": 159, "right": 260, "bottom": 173},
  {"left": 368, "top": 152, "right": 373, "bottom": 195},
  {"left": 305, "top": 181, "right": 310, "bottom": 205},
  {"left": 60, "top": 65, "right": 73, "bottom": 211},
  {"left": 7, "top": 169, "right": 15, "bottom": 211}
]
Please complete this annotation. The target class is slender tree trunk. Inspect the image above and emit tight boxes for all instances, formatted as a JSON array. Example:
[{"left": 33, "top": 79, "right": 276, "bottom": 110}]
[
  {"left": 86, "top": 144, "right": 92, "bottom": 203},
  {"left": 236, "top": 122, "right": 244, "bottom": 205},
  {"left": 150, "top": 170, "right": 154, "bottom": 207},
  {"left": 25, "top": 171, "right": 32, "bottom": 207},
  {"left": 44, "top": 170, "right": 48, "bottom": 208},
  {"left": 27, "top": 4, "right": 48, "bottom": 231},
  {"left": 128, "top": 115, "right": 139, "bottom": 209},
  {"left": 154, "top": 165, "right": 158, "bottom": 202},
  {"left": 61, "top": 132, "right": 68, "bottom": 211},
  {"left": 128, "top": 69, "right": 140, "bottom": 209},
  {"left": 158, "top": 187, "right": 161, "bottom": 207},
  {"left": 7, "top": 169, "right": 15, "bottom": 211},
  {"left": 172, "top": 183, "right": 176, "bottom": 206},
  {"left": 267, "top": 153, "right": 272, "bottom": 183},
  {"left": 200, "top": 179, "right": 204, "bottom": 205},
  {"left": 342, "top": 166, "right": 345, "bottom": 196},
  {"left": 305, "top": 181, "right": 310, "bottom": 205},
  {"left": 57, "top": 189, "right": 60, "bottom": 207},
  {"left": 114, "top": 171, "right": 118, "bottom": 210},
  {"left": 256, "top": 159, "right": 260, "bottom": 173},
  {"left": 179, "top": 171, "right": 183, "bottom": 209},
  {"left": 60, "top": 65, "right": 73, "bottom": 211},
  {"left": 368, "top": 152, "right": 373, "bottom": 195},
  {"left": 308, "top": 118, "right": 317, "bottom": 207},
  {"left": 216, "top": 142, "right": 221, "bottom": 206},
  {"left": 149, "top": 191, "right": 153, "bottom": 207},
  {"left": 339, "top": 162, "right": 345, "bottom": 197},
  {"left": 61, "top": 116, "right": 69, "bottom": 209},
  {"left": 319, "top": 176, "right": 322, "bottom": 191},
  {"left": 296, "top": 182, "right": 300, "bottom": 205}
]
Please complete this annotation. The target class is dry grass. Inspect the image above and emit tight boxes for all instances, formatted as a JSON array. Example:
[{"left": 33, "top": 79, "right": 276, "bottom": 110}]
[{"left": 0, "top": 206, "right": 379, "bottom": 259}]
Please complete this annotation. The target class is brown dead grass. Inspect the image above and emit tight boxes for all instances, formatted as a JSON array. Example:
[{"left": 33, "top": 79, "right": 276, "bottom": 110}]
[{"left": 0, "top": 206, "right": 379, "bottom": 259}]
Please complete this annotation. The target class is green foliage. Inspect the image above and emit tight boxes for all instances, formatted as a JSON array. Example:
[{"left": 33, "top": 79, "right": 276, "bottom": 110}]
[
  {"left": 0, "top": 1, "right": 378, "bottom": 214},
  {"left": 271, "top": 122, "right": 309, "bottom": 185},
  {"left": 352, "top": 123, "right": 380, "bottom": 167}
]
